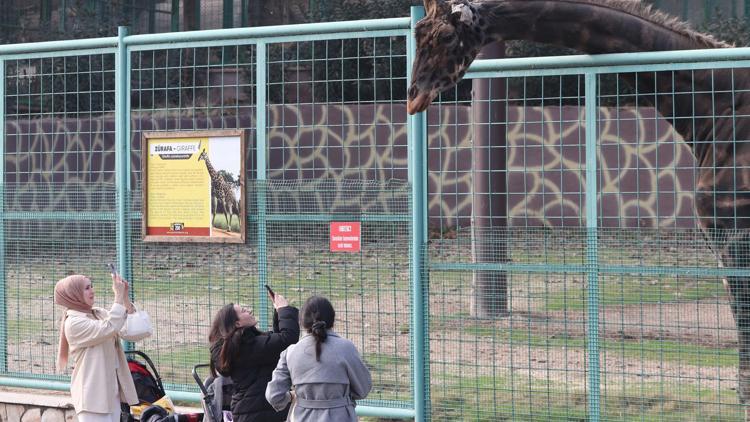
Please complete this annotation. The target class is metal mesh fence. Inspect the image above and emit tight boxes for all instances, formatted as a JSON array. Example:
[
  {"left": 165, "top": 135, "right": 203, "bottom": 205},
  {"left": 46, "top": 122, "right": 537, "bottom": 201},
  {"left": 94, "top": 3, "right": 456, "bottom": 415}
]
[
  {"left": 7, "top": 11, "right": 750, "bottom": 422},
  {"left": 3, "top": 184, "right": 118, "bottom": 380},
  {"left": 0, "top": 18, "right": 416, "bottom": 419},
  {"left": 421, "top": 64, "right": 750, "bottom": 420},
  {"left": 124, "top": 28, "right": 414, "bottom": 412},
  {"left": 265, "top": 36, "right": 408, "bottom": 183},
  {"left": 2, "top": 51, "right": 118, "bottom": 381},
  {"left": 426, "top": 227, "right": 739, "bottom": 421},
  {"left": 127, "top": 179, "right": 412, "bottom": 401}
]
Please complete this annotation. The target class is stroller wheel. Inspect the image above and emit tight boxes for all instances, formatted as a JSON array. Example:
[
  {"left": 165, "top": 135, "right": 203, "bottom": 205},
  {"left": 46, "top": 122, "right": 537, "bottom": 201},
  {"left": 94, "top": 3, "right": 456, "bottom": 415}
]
[
  {"left": 120, "top": 403, "right": 135, "bottom": 422},
  {"left": 140, "top": 405, "right": 169, "bottom": 422}
]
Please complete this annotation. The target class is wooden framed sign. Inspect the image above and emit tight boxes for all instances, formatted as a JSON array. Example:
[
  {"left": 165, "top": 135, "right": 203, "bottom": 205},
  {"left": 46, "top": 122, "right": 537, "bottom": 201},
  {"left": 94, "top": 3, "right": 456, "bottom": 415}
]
[{"left": 142, "top": 130, "right": 246, "bottom": 243}]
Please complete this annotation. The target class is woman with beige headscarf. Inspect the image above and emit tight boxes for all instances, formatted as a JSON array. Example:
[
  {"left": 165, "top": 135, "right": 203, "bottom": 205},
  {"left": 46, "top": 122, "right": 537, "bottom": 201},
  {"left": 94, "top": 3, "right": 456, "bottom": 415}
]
[{"left": 55, "top": 273, "right": 151, "bottom": 422}]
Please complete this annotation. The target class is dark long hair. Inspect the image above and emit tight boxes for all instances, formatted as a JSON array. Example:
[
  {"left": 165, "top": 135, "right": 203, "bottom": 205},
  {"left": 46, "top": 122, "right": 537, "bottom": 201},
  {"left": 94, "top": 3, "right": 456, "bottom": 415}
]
[
  {"left": 301, "top": 296, "right": 335, "bottom": 362},
  {"left": 208, "top": 303, "right": 259, "bottom": 376}
]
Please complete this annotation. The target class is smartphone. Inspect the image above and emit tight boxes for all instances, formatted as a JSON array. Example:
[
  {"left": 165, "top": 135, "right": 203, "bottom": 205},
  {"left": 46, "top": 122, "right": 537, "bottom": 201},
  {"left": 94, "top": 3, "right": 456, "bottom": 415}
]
[
  {"left": 264, "top": 284, "right": 275, "bottom": 299},
  {"left": 107, "top": 263, "right": 117, "bottom": 276}
]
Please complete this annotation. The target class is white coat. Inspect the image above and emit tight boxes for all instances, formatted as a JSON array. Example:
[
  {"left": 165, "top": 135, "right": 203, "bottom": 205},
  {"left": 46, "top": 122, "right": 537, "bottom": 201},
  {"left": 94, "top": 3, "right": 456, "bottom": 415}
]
[{"left": 65, "top": 303, "right": 150, "bottom": 414}]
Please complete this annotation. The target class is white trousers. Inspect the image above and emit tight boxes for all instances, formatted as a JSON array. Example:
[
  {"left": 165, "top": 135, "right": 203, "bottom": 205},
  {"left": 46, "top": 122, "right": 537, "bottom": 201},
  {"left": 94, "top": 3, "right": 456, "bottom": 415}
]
[
  {"left": 76, "top": 387, "right": 122, "bottom": 422},
  {"left": 76, "top": 408, "right": 121, "bottom": 422}
]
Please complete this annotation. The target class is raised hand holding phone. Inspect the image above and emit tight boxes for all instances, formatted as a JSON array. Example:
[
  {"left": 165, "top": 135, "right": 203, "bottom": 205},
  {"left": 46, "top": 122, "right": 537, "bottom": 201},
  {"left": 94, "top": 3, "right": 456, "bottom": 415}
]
[
  {"left": 265, "top": 284, "right": 288, "bottom": 308},
  {"left": 111, "top": 273, "right": 128, "bottom": 306},
  {"left": 108, "top": 263, "right": 134, "bottom": 312},
  {"left": 271, "top": 293, "right": 289, "bottom": 309},
  {"left": 265, "top": 284, "right": 275, "bottom": 299}
]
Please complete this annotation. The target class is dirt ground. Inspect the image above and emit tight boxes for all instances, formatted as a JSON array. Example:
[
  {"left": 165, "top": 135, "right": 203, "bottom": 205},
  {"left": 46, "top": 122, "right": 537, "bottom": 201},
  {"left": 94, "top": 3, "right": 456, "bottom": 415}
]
[
  {"left": 6, "top": 290, "right": 740, "bottom": 391},
  {"left": 3, "top": 233, "right": 745, "bottom": 415},
  {"left": 418, "top": 291, "right": 739, "bottom": 389}
]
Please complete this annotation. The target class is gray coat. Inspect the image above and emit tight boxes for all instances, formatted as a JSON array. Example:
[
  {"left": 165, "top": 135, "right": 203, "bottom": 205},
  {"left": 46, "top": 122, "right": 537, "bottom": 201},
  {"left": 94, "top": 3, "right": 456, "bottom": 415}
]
[{"left": 265, "top": 331, "right": 372, "bottom": 422}]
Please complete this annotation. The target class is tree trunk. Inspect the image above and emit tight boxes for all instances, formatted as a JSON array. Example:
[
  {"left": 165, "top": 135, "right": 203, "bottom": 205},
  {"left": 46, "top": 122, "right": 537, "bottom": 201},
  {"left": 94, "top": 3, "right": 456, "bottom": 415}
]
[{"left": 471, "top": 41, "right": 509, "bottom": 318}]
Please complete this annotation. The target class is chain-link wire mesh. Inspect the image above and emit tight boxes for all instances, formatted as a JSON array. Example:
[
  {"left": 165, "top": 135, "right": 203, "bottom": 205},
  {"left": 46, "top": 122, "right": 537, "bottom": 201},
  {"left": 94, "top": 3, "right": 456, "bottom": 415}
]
[
  {"left": 3, "top": 183, "right": 118, "bottom": 380},
  {"left": 0, "top": 21, "right": 415, "bottom": 420},
  {"left": 128, "top": 178, "right": 412, "bottom": 403},
  {"left": 422, "top": 65, "right": 750, "bottom": 420},
  {"left": 9, "top": 10, "right": 750, "bottom": 422},
  {"left": 2, "top": 51, "right": 119, "bottom": 380},
  {"left": 125, "top": 31, "right": 413, "bottom": 412}
]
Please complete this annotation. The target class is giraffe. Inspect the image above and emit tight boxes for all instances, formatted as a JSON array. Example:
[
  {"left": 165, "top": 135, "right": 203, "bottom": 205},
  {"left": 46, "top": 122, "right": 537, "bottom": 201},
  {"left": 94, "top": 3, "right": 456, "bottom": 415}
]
[
  {"left": 198, "top": 149, "right": 240, "bottom": 233},
  {"left": 407, "top": 0, "right": 750, "bottom": 413}
]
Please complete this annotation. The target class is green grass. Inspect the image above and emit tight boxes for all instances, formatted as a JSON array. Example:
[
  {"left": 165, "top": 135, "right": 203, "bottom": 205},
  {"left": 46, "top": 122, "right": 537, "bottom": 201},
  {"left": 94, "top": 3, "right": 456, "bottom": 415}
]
[
  {"left": 360, "top": 336, "right": 739, "bottom": 420},
  {"left": 365, "top": 353, "right": 411, "bottom": 371},
  {"left": 5, "top": 285, "right": 52, "bottom": 299},
  {"left": 456, "top": 324, "right": 737, "bottom": 368},
  {"left": 430, "top": 271, "right": 725, "bottom": 315},
  {"left": 136, "top": 346, "right": 210, "bottom": 385},
  {"left": 211, "top": 213, "right": 241, "bottom": 232},
  {"left": 426, "top": 373, "right": 743, "bottom": 421},
  {"left": 602, "top": 339, "right": 737, "bottom": 368},
  {"left": 2, "top": 236, "right": 742, "bottom": 421},
  {"left": 545, "top": 277, "right": 724, "bottom": 311},
  {"left": 131, "top": 277, "right": 237, "bottom": 299},
  {"left": 362, "top": 353, "right": 413, "bottom": 403},
  {"left": 5, "top": 318, "right": 46, "bottom": 341}
]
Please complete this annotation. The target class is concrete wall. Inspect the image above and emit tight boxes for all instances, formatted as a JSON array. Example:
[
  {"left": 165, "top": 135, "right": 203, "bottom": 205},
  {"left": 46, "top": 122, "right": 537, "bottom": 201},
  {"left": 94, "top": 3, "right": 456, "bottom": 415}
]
[
  {"left": 5, "top": 104, "right": 698, "bottom": 229},
  {"left": 0, "top": 392, "right": 75, "bottom": 422}
]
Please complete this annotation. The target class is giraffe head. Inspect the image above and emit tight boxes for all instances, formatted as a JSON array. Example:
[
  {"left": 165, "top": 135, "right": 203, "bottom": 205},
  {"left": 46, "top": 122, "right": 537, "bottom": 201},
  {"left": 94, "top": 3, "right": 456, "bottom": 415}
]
[
  {"left": 407, "top": 0, "right": 487, "bottom": 114},
  {"left": 198, "top": 149, "right": 207, "bottom": 162}
]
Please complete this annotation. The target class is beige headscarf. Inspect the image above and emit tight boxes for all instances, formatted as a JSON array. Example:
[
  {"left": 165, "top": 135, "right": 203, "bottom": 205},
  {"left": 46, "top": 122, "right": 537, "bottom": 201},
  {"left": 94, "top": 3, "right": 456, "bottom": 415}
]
[{"left": 54, "top": 275, "right": 93, "bottom": 372}]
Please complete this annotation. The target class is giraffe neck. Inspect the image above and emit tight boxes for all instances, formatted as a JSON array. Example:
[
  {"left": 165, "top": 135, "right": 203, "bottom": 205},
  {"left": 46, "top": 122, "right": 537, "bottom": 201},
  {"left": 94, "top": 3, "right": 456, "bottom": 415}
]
[
  {"left": 203, "top": 157, "right": 217, "bottom": 179},
  {"left": 476, "top": 0, "right": 740, "bottom": 163},
  {"left": 479, "top": 0, "right": 725, "bottom": 55}
]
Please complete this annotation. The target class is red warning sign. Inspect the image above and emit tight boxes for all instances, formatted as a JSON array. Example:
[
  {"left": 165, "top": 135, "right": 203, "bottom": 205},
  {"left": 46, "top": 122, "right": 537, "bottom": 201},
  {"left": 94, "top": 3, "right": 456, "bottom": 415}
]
[{"left": 330, "top": 222, "right": 361, "bottom": 252}]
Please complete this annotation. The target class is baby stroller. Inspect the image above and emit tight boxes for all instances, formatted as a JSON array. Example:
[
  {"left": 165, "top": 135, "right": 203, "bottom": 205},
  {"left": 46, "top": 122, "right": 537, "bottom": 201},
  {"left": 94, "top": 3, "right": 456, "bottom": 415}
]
[
  {"left": 122, "top": 350, "right": 173, "bottom": 421},
  {"left": 192, "top": 363, "right": 233, "bottom": 422}
]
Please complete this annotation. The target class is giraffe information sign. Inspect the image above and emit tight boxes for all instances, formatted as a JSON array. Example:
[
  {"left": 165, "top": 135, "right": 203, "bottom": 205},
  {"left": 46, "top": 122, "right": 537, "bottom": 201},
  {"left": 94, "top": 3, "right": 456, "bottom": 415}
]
[{"left": 142, "top": 130, "right": 246, "bottom": 243}]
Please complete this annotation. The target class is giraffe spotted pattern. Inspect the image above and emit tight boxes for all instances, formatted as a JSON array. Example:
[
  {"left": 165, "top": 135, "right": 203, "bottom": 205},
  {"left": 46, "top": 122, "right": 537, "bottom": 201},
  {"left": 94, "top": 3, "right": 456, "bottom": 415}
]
[{"left": 198, "top": 148, "right": 240, "bottom": 233}]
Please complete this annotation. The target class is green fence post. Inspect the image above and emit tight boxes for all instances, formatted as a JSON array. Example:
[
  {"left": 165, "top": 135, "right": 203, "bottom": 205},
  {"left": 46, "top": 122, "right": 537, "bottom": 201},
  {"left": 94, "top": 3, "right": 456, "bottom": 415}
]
[
  {"left": 115, "top": 26, "right": 133, "bottom": 300},
  {"left": 148, "top": 0, "right": 156, "bottom": 33},
  {"left": 41, "top": 0, "right": 52, "bottom": 25},
  {"left": 59, "top": 0, "right": 66, "bottom": 32},
  {"left": 256, "top": 41, "right": 269, "bottom": 326},
  {"left": 171, "top": 0, "right": 180, "bottom": 32},
  {"left": 182, "top": 0, "right": 198, "bottom": 31},
  {"left": 0, "top": 58, "right": 6, "bottom": 373},
  {"left": 408, "top": 6, "right": 429, "bottom": 421},
  {"left": 584, "top": 72, "right": 600, "bottom": 422},
  {"left": 223, "top": 0, "right": 233, "bottom": 28},
  {"left": 241, "top": 0, "right": 248, "bottom": 27}
]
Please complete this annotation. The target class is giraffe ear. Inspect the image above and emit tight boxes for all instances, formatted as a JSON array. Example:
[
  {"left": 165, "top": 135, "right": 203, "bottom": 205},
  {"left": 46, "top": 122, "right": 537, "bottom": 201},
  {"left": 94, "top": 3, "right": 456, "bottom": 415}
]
[{"left": 451, "top": 3, "right": 473, "bottom": 25}]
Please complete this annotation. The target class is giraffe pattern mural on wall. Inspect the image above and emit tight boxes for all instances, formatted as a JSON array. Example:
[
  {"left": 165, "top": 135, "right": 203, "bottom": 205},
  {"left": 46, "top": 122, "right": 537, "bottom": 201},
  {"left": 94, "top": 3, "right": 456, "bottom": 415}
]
[{"left": 4, "top": 103, "right": 695, "bottom": 230}]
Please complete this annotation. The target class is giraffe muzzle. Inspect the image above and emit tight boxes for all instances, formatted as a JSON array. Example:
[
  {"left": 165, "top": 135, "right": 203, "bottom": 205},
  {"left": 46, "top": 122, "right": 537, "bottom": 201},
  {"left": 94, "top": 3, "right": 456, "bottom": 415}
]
[{"left": 407, "top": 91, "right": 433, "bottom": 114}]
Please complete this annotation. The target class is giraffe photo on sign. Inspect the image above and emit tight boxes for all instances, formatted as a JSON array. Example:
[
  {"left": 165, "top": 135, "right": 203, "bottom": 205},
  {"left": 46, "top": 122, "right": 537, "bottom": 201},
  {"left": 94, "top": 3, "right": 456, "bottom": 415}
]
[{"left": 141, "top": 130, "right": 246, "bottom": 243}]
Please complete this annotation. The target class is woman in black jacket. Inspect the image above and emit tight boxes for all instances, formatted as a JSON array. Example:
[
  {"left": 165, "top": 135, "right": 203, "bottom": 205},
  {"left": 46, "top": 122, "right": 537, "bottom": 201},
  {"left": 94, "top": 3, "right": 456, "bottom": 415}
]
[{"left": 209, "top": 292, "right": 300, "bottom": 422}]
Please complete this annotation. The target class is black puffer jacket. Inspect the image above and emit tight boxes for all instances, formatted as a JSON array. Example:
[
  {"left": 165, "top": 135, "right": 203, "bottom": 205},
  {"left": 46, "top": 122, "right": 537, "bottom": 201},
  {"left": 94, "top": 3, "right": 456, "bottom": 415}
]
[{"left": 210, "top": 306, "right": 300, "bottom": 422}]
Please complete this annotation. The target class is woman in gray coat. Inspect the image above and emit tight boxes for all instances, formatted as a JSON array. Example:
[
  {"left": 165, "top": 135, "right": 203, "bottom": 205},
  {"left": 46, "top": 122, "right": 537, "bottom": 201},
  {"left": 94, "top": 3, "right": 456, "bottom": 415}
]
[{"left": 265, "top": 295, "right": 372, "bottom": 421}]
